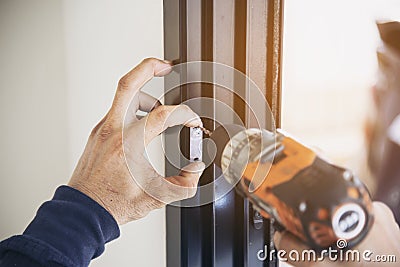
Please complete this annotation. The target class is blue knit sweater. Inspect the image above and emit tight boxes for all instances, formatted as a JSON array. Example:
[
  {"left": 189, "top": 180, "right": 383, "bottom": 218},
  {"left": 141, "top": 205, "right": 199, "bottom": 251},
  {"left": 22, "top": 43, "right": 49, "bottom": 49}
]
[{"left": 0, "top": 186, "right": 120, "bottom": 266}]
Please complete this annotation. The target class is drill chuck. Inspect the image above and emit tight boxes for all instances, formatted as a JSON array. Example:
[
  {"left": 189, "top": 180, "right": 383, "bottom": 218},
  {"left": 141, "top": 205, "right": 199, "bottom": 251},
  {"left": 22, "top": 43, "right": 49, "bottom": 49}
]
[{"left": 210, "top": 125, "right": 374, "bottom": 251}]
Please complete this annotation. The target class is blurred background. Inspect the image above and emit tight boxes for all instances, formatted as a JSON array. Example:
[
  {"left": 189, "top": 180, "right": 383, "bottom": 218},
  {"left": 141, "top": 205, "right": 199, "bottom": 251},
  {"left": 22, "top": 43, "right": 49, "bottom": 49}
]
[
  {"left": 282, "top": 0, "right": 400, "bottom": 192},
  {"left": 0, "top": 0, "right": 399, "bottom": 266}
]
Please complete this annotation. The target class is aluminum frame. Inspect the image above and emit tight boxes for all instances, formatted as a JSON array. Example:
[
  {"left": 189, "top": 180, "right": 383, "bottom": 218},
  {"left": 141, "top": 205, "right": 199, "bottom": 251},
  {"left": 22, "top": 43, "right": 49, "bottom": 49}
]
[{"left": 163, "top": 0, "right": 283, "bottom": 266}]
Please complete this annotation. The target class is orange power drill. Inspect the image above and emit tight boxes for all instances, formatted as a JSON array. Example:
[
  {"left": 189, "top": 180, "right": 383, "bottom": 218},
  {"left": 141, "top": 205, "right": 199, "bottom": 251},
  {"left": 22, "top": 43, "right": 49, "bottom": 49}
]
[{"left": 210, "top": 125, "right": 374, "bottom": 251}]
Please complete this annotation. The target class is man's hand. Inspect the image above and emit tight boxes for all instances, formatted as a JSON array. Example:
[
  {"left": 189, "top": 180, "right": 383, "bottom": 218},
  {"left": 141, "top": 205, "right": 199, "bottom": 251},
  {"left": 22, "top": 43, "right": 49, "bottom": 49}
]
[
  {"left": 68, "top": 58, "right": 205, "bottom": 225},
  {"left": 274, "top": 202, "right": 400, "bottom": 266}
]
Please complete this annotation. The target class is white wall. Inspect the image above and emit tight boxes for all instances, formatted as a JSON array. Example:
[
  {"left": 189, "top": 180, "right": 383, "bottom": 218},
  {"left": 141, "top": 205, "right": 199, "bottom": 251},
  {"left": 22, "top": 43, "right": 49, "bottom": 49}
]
[
  {"left": 0, "top": 1, "right": 166, "bottom": 266},
  {"left": 62, "top": 1, "right": 166, "bottom": 266},
  {"left": 0, "top": 0, "right": 69, "bottom": 240}
]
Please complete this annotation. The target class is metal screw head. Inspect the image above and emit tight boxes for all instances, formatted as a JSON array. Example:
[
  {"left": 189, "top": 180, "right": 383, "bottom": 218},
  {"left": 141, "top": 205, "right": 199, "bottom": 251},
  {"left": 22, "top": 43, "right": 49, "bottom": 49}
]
[
  {"left": 343, "top": 171, "right": 353, "bottom": 181},
  {"left": 253, "top": 210, "right": 263, "bottom": 230},
  {"left": 299, "top": 201, "right": 307, "bottom": 213},
  {"left": 200, "top": 126, "right": 212, "bottom": 136},
  {"left": 192, "top": 127, "right": 203, "bottom": 138},
  {"left": 254, "top": 211, "right": 262, "bottom": 220}
]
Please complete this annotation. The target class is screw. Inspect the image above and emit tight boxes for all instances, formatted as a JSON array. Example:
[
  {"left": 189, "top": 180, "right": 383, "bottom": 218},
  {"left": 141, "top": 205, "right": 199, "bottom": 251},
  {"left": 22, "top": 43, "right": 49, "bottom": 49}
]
[
  {"left": 299, "top": 201, "right": 307, "bottom": 212},
  {"left": 343, "top": 171, "right": 353, "bottom": 181},
  {"left": 199, "top": 126, "right": 212, "bottom": 136}
]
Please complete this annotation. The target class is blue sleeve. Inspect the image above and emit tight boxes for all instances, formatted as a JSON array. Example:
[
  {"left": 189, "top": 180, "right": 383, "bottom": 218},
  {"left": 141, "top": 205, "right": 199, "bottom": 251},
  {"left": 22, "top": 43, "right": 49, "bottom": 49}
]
[{"left": 0, "top": 185, "right": 120, "bottom": 267}]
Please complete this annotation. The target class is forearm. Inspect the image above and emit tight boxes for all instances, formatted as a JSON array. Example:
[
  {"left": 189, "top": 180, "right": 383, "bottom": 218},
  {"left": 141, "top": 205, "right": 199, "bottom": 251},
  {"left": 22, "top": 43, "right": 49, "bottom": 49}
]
[{"left": 0, "top": 186, "right": 120, "bottom": 267}]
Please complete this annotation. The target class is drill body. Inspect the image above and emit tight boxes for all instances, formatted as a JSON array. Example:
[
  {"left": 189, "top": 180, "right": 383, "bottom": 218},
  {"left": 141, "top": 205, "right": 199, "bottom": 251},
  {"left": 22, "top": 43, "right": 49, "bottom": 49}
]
[{"left": 212, "top": 126, "right": 373, "bottom": 251}]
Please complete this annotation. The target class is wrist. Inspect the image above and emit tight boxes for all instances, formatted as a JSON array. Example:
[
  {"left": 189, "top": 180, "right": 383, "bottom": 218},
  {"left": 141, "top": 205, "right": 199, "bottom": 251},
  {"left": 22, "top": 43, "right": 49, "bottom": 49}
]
[{"left": 68, "top": 181, "right": 118, "bottom": 222}]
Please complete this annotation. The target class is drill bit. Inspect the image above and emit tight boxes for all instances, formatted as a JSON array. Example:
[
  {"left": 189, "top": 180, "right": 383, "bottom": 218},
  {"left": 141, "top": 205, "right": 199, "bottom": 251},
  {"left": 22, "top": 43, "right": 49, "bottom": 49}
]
[{"left": 199, "top": 126, "right": 213, "bottom": 136}]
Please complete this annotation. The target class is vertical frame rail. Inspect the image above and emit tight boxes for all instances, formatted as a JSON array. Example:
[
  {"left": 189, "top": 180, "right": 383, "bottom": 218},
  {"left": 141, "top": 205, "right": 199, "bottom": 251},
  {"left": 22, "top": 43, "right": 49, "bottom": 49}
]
[{"left": 164, "top": 0, "right": 283, "bottom": 266}]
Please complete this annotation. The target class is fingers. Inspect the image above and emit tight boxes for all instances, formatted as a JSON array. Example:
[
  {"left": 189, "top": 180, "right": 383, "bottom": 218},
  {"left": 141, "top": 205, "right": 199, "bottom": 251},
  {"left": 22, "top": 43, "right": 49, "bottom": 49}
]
[
  {"left": 124, "top": 92, "right": 161, "bottom": 125},
  {"left": 370, "top": 201, "right": 400, "bottom": 247},
  {"left": 274, "top": 231, "right": 309, "bottom": 253},
  {"left": 165, "top": 161, "right": 205, "bottom": 199},
  {"left": 139, "top": 92, "right": 161, "bottom": 112},
  {"left": 141, "top": 161, "right": 205, "bottom": 206},
  {"left": 355, "top": 201, "right": 400, "bottom": 263},
  {"left": 144, "top": 104, "right": 203, "bottom": 145},
  {"left": 373, "top": 201, "right": 395, "bottom": 219},
  {"left": 274, "top": 231, "right": 315, "bottom": 267},
  {"left": 110, "top": 58, "right": 172, "bottom": 122}
]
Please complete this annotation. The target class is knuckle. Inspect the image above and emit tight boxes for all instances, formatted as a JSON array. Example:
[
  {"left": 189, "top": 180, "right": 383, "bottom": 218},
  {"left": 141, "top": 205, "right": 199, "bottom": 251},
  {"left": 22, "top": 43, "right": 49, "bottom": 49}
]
[
  {"left": 90, "top": 125, "right": 100, "bottom": 138},
  {"left": 131, "top": 209, "right": 149, "bottom": 220},
  {"left": 90, "top": 116, "right": 107, "bottom": 137},
  {"left": 169, "top": 176, "right": 198, "bottom": 200},
  {"left": 152, "top": 105, "right": 170, "bottom": 121},
  {"left": 98, "top": 121, "right": 114, "bottom": 141},
  {"left": 141, "top": 57, "right": 158, "bottom": 66},
  {"left": 118, "top": 75, "right": 130, "bottom": 91},
  {"left": 179, "top": 104, "right": 192, "bottom": 113},
  {"left": 152, "top": 100, "right": 162, "bottom": 110},
  {"left": 187, "top": 187, "right": 197, "bottom": 198},
  {"left": 150, "top": 198, "right": 164, "bottom": 210}
]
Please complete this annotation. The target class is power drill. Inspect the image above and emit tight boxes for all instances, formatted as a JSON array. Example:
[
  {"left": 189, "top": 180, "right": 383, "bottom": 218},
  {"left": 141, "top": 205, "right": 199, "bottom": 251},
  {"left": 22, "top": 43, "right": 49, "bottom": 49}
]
[{"left": 209, "top": 125, "right": 374, "bottom": 251}]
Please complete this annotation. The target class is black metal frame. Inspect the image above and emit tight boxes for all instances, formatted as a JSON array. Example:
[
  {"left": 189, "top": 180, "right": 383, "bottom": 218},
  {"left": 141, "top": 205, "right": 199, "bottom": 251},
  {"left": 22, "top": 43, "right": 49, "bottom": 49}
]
[{"left": 164, "top": 0, "right": 283, "bottom": 266}]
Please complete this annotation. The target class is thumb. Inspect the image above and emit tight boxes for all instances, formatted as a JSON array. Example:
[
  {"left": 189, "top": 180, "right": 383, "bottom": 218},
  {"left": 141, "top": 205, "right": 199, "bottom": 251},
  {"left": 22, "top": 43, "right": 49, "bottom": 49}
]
[
  {"left": 165, "top": 161, "right": 205, "bottom": 200},
  {"left": 167, "top": 161, "right": 205, "bottom": 187},
  {"left": 143, "top": 161, "right": 206, "bottom": 205},
  {"left": 274, "top": 231, "right": 314, "bottom": 267},
  {"left": 274, "top": 231, "right": 309, "bottom": 252}
]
